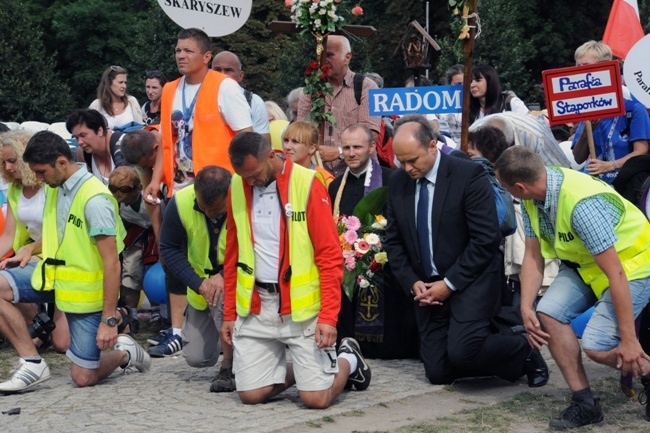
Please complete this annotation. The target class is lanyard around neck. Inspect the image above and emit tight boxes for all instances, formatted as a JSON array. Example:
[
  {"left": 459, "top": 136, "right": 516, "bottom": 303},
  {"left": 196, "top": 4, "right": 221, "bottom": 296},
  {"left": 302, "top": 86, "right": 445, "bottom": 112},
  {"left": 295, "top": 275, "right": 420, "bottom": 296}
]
[{"left": 181, "top": 78, "right": 201, "bottom": 126}]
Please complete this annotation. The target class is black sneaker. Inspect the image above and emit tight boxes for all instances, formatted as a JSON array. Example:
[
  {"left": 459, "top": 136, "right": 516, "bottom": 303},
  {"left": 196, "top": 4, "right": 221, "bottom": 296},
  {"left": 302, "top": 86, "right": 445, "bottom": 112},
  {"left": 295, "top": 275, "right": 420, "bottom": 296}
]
[
  {"left": 338, "top": 337, "right": 371, "bottom": 391},
  {"left": 210, "top": 365, "right": 235, "bottom": 393},
  {"left": 638, "top": 378, "right": 650, "bottom": 421},
  {"left": 549, "top": 399, "right": 604, "bottom": 430}
]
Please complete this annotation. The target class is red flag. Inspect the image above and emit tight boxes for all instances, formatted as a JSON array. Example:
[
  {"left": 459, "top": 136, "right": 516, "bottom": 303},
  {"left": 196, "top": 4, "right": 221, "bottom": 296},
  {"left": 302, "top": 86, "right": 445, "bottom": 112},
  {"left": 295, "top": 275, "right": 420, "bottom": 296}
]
[{"left": 603, "top": 0, "right": 645, "bottom": 59}]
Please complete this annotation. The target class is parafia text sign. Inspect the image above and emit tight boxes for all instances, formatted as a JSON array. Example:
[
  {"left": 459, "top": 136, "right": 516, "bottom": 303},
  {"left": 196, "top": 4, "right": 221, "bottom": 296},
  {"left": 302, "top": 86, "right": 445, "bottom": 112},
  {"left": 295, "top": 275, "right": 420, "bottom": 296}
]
[
  {"left": 157, "top": 0, "right": 252, "bottom": 37},
  {"left": 542, "top": 61, "right": 625, "bottom": 125},
  {"left": 368, "top": 86, "right": 463, "bottom": 116}
]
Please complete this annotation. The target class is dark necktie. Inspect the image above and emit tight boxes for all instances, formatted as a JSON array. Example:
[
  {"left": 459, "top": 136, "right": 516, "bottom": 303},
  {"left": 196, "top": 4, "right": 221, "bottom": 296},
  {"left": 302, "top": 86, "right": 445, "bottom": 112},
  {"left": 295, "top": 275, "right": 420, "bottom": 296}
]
[{"left": 417, "top": 178, "right": 433, "bottom": 277}]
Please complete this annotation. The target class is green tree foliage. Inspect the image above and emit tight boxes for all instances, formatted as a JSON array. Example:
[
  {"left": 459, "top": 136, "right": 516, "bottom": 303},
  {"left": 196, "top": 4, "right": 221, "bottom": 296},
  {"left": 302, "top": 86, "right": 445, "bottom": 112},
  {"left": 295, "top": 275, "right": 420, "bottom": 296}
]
[
  {"left": 0, "top": 1, "right": 74, "bottom": 123},
  {"left": 3, "top": 0, "right": 649, "bottom": 121}
]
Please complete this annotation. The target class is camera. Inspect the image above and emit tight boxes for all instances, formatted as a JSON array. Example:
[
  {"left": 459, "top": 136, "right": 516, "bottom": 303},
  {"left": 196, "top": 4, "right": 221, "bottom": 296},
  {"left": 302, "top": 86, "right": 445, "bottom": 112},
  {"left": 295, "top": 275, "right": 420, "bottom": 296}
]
[{"left": 28, "top": 311, "right": 56, "bottom": 343}]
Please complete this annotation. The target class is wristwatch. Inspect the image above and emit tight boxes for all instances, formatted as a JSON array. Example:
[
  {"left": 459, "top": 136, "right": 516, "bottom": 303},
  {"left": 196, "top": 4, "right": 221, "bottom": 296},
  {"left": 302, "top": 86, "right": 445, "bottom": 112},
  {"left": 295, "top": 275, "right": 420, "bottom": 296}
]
[
  {"left": 101, "top": 316, "right": 118, "bottom": 327},
  {"left": 337, "top": 146, "right": 344, "bottom": 160}
]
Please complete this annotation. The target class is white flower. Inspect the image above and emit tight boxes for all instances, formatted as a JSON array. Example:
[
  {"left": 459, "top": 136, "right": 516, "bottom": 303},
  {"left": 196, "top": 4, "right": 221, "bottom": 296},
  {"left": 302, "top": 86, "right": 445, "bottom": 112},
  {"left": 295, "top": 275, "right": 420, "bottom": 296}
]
[
  {"left": 309, "top": 3, "right": 318, "bottom": 13},
  {"left": 328, "top": 9, "right": 336, "bottom": 17},
  {"left": 319, "top": 8, "right": 327, "bottom": 15},
  {"left": 364, "top": 233, "right": 380, "bottom": 246},
  {"left": 314, "top": 18, "right": 322, "bottom": 27},
  {"left": 358, "top": 277, "right": 370, "bottom": 288},
  {"left": 296, "top": 10, "right": 303, "bottom": 17}
]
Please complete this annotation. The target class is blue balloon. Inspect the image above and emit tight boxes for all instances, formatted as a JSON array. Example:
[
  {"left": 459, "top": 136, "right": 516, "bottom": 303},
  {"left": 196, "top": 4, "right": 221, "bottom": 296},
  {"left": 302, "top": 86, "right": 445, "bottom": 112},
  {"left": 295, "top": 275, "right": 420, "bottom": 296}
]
[
  {"left": 570, "top": 306, "right": 595, "bottom": 338},
  {"left": 143, "top": 262, "right": 167, "bottom": 305}
]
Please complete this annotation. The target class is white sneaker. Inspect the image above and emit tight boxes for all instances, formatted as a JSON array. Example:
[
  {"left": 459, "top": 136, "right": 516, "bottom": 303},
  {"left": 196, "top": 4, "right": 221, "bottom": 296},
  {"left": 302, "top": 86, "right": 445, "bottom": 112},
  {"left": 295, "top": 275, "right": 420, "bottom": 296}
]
[
  {"left": 0, "top": 358, "right": 51, "bottom": 393},
  {"left": 115, "top": 334, "right": 151, "bottom": 373}
]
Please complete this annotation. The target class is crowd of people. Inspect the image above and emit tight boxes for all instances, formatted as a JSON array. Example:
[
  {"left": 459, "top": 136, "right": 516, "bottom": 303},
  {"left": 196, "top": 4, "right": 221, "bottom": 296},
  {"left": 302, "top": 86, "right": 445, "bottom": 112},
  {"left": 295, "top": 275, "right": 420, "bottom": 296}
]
[{"left": 0, "top": 29, "right": 649, "bottom": 431}]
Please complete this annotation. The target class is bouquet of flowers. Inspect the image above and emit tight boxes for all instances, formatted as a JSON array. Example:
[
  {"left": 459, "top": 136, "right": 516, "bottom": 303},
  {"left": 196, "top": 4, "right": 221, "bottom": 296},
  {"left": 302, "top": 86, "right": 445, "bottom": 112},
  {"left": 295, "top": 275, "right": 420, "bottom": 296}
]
[
  {"left": 337, "top": 214, "right": 388, "bottom": 301},
  {"left": 303, "top": 61, "right": 336, "bottom": 125},
  {"left": 285, "top": 0, "right": 363, "bottom": 34}
]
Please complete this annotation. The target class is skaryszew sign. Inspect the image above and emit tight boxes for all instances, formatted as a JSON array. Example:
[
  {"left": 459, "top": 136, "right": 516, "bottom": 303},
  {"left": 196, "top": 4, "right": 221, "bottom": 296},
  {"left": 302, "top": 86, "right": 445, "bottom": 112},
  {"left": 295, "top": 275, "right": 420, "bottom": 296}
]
[
  {"left": 542, "top": 61, "right": 625, "bottom": 125},
  {"left": 158, "top": 0, "right": 252, "bottom": 37}
]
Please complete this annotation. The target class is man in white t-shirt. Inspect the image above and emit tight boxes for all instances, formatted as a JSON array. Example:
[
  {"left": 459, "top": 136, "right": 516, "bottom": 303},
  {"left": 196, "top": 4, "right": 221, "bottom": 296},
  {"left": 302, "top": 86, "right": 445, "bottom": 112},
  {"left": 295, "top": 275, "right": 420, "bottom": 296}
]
[
  {"left": 143, "top": 27, "right": 252, "bottom": 360},
  {"left": 212, "top": 51, "right": 270, "bottom": 142}
]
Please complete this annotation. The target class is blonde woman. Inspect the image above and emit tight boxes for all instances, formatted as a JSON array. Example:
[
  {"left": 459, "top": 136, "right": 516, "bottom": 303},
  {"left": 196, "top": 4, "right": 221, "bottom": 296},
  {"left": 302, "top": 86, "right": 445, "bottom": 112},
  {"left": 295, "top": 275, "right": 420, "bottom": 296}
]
[
  {"left": 282, "top": 121, "right": 334, "bottom": 186},
  {"left": 0, "top": 130, "right": 69, "bottom": 356}
]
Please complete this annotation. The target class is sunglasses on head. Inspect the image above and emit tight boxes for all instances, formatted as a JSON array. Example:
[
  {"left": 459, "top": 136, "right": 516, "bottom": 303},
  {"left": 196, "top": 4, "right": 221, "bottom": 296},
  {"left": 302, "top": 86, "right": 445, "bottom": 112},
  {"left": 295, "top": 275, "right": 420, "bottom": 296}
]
[
  {"left": 110, "top": 65, "right": 127, "bottom": 74},
  {"left": 145, "top": 70, "right": 163, "bottom": 79},
  {"left": 108, "top": 184, "right": 138, "bottom": 194}
]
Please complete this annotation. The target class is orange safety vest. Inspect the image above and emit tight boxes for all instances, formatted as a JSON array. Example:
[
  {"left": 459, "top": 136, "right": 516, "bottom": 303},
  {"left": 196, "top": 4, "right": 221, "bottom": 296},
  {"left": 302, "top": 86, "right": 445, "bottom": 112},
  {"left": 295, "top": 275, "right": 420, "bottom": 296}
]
[{"left": 160, "top": 70, "right": 236, "bottom": 197}]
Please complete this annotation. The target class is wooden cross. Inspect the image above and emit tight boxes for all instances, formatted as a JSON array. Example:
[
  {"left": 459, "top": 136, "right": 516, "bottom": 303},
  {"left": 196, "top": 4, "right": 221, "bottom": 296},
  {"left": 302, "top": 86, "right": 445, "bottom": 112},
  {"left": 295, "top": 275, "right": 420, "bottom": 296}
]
[
  {"left": 458, "top": 0, "right": 479, "bottom": 153},
  {"left": 269, "top": 21, "right": 376, "bottom": 63}
]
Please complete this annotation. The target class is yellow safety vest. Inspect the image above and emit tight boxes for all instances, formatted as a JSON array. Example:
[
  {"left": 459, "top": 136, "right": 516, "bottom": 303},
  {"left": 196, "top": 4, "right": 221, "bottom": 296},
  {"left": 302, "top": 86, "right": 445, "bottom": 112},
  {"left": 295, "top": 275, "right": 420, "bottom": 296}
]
[
  {"left": 524, "top": 168, "right": 650, "bottom": 298},
  {"left": 231, "top": 163, "right": 321, "bottom": 322},
  {"left": 7, "top": 184, "right": 31, "bottom": 253},
  {"left": 32, "top": 176, "right": 125, "bottom": 313},
  {"left": 175, "top": 187, "right": 227, "bottom": 311}
]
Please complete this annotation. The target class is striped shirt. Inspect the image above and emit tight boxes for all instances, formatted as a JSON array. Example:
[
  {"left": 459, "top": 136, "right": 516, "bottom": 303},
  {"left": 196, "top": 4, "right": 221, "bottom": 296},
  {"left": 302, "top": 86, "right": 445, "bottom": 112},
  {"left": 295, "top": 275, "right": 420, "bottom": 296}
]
[
  {"left": 297, "top": 69, "right": 381, "bottom": 177},
  {"left": 522, "top": 167, "right": 623, "bottom": 255},
  {"left": 470, "top": 112, "right": 572, "bottom": 167}
]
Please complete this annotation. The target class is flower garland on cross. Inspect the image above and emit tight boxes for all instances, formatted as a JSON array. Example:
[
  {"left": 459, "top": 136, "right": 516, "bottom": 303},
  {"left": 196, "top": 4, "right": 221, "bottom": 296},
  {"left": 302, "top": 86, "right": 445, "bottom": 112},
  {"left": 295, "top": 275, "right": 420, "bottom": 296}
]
[{"left": 285, "top": 0, "right": 364, "bottom": 127}]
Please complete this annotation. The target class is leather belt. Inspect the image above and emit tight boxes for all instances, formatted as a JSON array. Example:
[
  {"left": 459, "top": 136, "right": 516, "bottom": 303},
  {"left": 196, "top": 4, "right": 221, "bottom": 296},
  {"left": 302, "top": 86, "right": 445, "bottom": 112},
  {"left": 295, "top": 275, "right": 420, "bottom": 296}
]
[{"left": 255, "top": 281, "right": 279, "bottom": 293}]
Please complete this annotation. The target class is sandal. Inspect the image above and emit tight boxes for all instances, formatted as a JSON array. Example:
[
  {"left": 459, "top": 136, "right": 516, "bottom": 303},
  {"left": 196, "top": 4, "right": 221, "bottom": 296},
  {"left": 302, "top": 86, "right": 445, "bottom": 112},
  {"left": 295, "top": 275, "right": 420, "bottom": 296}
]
[{"left": 116, "top": 307, "right": 139, "bottom": 336}]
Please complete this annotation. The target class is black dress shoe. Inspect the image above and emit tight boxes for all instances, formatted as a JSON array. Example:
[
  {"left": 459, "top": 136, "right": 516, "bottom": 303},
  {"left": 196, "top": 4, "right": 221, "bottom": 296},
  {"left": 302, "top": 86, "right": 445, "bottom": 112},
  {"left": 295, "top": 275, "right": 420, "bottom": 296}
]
[{"left": 524, "top": 348, "right": 549, "bottom": 387}]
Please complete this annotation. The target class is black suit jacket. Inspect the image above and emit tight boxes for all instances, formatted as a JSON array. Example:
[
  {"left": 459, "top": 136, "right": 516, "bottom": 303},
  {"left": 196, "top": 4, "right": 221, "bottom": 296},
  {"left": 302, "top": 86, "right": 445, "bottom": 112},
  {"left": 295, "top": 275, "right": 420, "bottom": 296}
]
[{"left": 384, "top": 152, "right": 502, "bottom": 322}]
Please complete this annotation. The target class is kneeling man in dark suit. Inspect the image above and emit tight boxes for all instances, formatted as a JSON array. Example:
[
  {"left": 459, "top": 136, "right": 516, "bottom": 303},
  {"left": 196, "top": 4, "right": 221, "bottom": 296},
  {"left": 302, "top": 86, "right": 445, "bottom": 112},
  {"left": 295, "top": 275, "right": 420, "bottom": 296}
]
[{"left": 384, "top": 114, "right": 548, "bottom": 386}]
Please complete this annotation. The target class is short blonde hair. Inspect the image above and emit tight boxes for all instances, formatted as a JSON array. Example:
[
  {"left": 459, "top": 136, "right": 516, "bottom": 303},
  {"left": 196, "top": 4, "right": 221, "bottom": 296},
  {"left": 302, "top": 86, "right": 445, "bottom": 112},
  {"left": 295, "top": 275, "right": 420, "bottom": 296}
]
[
  {"left": 283, "top": 121, "right": 319, "bottom": 147},
  {"left": 108, "top": 166, "right": 142, "bottom": 203},
  {"left": 574, "top": 40, "right": 612, "bottom": 63},
  {"left": 0, "top": 130, "right": 40, "bottom": 188},
  {"left": 265, "top": 100, "right": 288, "bottom": 122}
]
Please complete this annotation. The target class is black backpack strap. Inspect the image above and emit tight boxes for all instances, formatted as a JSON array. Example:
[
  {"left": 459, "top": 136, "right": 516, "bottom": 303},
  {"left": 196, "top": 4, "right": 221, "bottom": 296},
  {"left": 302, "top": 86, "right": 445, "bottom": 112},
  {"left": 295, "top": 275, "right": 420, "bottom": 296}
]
[
  {"left": 503, "top": 91, "right": 515, "bottom": 112},
  {"left": 353, "top": 73, "right": 364, "bottom": 106},
  {"left": 109, "top": 131, "right": 130, "bottom": 168},
  {"left": 243, "top": 89, "right": 253, "bottom": 107}
]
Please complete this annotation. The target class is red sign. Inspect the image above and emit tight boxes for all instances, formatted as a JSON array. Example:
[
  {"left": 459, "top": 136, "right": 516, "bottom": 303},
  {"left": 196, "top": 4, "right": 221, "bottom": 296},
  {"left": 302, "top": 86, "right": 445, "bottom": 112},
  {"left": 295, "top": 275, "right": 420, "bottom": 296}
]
[{"left": 542, "top": 61, "right": 625, "bottom": 125}]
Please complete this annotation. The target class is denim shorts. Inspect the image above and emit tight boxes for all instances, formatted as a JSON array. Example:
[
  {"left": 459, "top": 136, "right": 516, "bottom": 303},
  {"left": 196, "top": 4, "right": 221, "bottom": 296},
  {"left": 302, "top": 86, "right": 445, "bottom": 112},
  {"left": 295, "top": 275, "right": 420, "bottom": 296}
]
[
  {"left": 65, "top": 312, "right": 102, "bottom": 369},
  {"left": 2, "top": 261, "right": 55, "bottom": 304},
  {"left": 537, "top": 264, "right": 650, "bottom": 351}
]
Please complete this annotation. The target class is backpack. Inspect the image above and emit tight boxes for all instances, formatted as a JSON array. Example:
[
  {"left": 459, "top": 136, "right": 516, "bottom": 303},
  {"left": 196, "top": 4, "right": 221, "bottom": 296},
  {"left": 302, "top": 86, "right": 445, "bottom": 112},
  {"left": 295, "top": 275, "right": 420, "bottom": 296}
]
[
  {"left": 492, "top": 178, "right": 517, "bottom": 237},
  {"left": 353, "top": 73, "right": 395, "bottom": 167}
]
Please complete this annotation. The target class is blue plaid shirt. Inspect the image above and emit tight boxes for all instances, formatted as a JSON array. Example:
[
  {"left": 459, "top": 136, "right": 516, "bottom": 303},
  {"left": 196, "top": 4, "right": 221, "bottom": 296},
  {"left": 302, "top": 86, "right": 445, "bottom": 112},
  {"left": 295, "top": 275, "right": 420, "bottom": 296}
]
[{"left": 522, "top": 167, "right": 624, "bottom": 255}]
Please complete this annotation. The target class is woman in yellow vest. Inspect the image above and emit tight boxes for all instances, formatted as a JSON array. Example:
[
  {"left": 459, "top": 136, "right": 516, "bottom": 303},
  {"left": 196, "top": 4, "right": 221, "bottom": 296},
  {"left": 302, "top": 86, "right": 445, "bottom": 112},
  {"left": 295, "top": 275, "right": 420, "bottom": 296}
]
[{"left": 0, "top": 130, "right": 69, "bottom": 353}]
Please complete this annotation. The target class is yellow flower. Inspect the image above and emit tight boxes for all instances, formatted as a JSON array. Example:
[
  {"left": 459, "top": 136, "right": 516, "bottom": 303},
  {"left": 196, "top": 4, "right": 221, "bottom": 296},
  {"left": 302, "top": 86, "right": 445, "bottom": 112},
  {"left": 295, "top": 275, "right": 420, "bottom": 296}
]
[{"left": 374, "top": 252, "right": 388, "bottom": 264}]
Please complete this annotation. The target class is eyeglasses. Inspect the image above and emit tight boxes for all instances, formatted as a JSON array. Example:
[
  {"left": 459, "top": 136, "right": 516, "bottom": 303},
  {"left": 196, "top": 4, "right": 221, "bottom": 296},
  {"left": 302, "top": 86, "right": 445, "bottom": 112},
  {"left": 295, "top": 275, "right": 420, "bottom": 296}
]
[
  {"left": 145, "top": 70, "right": 164, "bottom": 79},
  {"left": 109, "top": 65, "right": 127, "bottom": 74},
  {"left": 108, "top": 184, "right": 138, "bottom": 194}
]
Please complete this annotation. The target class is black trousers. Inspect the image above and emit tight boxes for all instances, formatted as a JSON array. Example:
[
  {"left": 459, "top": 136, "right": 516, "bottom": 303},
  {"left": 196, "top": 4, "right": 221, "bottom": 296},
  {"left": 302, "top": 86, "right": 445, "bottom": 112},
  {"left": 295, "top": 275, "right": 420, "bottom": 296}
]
[{"left": 414, "top": 301, "right": 530, "bottom": 384}]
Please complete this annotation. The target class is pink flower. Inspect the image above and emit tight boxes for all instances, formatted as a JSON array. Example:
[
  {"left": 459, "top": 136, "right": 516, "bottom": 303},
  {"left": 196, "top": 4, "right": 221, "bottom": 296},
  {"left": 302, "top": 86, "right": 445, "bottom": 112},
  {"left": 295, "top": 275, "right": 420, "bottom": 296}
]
[
  {"left": 352, "top": 5, "right": 363, "bottom": 16},
  {"left": 335, "top": 0, "right": 342, "bottom": 2},
  {"left": 344, "top": 230, "right": 358, "bottom": 244},
  {"left": 313, "top": 0, "right": 319, "bottom": 2},
  {"left": 345, "top": 256, "right": 356, "bottom": 271},
  {"left": 284, "top": 0, "right": 293, "bottom": 6},
  {"left": 344, "top": 215, "right": 361, "bottom": 231},
  {"left": 355, "top": 240, "right": 370, "bottom": 255}
]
